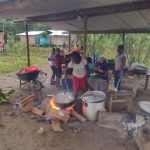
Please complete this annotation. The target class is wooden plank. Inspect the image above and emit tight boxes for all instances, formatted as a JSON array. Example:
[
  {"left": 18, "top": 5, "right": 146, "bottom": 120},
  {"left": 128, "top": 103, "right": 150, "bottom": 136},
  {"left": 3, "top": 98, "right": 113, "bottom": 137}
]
[
  {"left": 32, "top": 107, "right": 44, "bottom": 116},
  {"left": 144, "top": 75, "right": 149, "bottom": 90},
  {"left": 96, "top": 111, "right": 125, "bottom": 132}
]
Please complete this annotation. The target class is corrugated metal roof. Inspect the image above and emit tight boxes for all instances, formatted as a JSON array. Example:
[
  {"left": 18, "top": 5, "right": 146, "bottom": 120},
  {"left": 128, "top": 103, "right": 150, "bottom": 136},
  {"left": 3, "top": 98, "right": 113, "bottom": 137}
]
[
  {"left": 17, "top": 30, "right": 68, "bottom": 36},
  {"left": 0, "top": 0, "right": 150, "bottom": 33},
  {"left": 44, "top": 9, "right": 150, "bottom": 33},
  {"left": 0, "top": 0, "right": 138, "bottom": 18},
  {"left": 17, "top": 31, "right": 43, "bottom": 36}
]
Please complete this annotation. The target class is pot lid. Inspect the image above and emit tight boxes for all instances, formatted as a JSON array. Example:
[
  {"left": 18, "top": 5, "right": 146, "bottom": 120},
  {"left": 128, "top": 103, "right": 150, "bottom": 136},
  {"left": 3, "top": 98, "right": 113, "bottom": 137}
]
[
  {"left": 138, "top": 101, "right": 150, "bottom": 113},
  {"left": 81, "top": 91, "right": 106, "bottom": 103}
]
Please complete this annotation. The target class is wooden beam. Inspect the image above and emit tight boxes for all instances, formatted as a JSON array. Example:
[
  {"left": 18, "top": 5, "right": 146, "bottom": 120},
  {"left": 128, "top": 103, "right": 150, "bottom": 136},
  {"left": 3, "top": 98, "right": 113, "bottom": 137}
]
[
  {"left": 83, "top": 16, "right": 87, "bottom": 56},
  {"left": 25, "top": 22, "right": 30, "bottom": 67},
  {"left": 27, "top": 0, "right": 150, "bottom": 22}
]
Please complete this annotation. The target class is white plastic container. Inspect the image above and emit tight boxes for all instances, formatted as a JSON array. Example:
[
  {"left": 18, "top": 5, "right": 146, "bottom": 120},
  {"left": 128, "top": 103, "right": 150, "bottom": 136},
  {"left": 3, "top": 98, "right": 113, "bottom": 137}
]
[{"left": 81, "top": 91, "right": 106, "bottom": 121}]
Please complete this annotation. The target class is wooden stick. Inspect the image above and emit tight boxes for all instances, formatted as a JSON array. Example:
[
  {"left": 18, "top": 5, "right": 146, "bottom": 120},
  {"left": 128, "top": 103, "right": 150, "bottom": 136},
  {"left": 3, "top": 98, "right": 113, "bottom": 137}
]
[{"left": 71, "top": 110, "right": 87, "bottom": 123}]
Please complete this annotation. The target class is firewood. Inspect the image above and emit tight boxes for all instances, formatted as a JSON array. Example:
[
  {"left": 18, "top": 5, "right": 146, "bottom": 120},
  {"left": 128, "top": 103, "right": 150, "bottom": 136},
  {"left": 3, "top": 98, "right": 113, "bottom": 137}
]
[
  {"left": 32, "top": 107, "right": 44, "bottom": 116},
  {"left": 20, "top": 94, "right": 35, "bottom": 105},
  {"left": 71, "top": 110, "right": 87, "bottom": 123},
  {"left": 20, "top": 94, "right": 35, "bottom": 112},
  {"left": 51, "top": 119, "right": 64, "bottom": 132},
  {"left": 47, "top": 109, "right": 70, "bottom": 122}
]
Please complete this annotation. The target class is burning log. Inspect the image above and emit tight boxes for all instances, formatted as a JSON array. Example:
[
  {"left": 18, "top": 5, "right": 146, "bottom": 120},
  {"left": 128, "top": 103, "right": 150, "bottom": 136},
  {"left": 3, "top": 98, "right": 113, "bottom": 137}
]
[
  {"left": 71, "top": 110, "right": 87, "bottom": 123},
  {"left": 47, "top": 109, "right": 70, "bottom": 122}
]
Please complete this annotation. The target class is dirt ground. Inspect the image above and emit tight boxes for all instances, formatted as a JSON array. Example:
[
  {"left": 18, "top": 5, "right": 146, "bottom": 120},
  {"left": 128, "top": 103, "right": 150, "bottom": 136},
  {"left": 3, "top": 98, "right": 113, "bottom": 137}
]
[{"left": 0, "top": 64, "right": 150, "bottom": 150}]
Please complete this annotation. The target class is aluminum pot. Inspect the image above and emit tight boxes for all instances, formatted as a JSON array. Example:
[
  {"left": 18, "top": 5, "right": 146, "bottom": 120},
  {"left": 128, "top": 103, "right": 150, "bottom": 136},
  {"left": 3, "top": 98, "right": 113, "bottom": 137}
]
[
  {"left": 81, "top": 91, "right": 106, "bottom": 121},
  {"left": 55, "top": 91, "right": 75, "bottom": 109}
]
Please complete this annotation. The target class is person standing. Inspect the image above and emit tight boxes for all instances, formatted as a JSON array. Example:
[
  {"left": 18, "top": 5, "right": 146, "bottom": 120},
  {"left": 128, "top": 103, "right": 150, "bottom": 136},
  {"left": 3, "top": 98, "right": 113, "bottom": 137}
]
[
  {"left": 48, "top": 48, "right": 56, "bottom": 85},
  {"left": 68, "top": 51, "right": 87, "bottom": 100},
  {"left": 54, "top": 48, "right": 62, "bottom": 88},
  {"left": 114, "top": 45, "right": 127, "bottom": 90}
]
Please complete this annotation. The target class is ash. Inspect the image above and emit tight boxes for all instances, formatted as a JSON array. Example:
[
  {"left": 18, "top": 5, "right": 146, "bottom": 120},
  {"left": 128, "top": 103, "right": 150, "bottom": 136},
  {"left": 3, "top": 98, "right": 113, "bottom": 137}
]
[{"left": 121, "top": 112, "right": 149, "bottom": 137}]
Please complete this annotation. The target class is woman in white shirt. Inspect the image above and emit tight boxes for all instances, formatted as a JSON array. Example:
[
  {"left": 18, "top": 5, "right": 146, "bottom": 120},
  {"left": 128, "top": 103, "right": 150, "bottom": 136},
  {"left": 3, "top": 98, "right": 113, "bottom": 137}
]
[{"left": 68, "top": 51, "right": 87, "bottom": 100}]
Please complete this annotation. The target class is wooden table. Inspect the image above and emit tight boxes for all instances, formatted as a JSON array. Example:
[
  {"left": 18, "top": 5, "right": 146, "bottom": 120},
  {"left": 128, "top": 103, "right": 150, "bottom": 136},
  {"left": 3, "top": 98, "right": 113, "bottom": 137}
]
[{"left": 144, "top": 70, "right": 150, "bottom": 90}]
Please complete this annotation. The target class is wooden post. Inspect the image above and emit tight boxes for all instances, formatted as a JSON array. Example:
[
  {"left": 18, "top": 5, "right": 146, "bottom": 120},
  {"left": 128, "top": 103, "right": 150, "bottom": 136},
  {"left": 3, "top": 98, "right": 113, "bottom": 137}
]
[
  {"left": 25, "top": 21, "right": 30, "bottom": 67},
  {"left": 83, "top": 15, "right": 87, "bottom": 56},
  {"left": 69, "top": 33, "right": 71, "bottom": 52},
  {"left": 122, "top": 33, "right": 125, "bottom": 45}
]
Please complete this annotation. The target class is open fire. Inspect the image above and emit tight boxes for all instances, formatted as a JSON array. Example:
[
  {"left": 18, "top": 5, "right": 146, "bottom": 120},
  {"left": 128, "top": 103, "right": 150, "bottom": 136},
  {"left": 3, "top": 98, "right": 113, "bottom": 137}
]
[
  {"left": 48, "top": 95, "right": 86, "bottom": 132},
  {"left": 49, "top": 96, "right": 60, "bottom": 110},
  {"left": 49, "top": 96, "right": 74, "bottom": 111}
]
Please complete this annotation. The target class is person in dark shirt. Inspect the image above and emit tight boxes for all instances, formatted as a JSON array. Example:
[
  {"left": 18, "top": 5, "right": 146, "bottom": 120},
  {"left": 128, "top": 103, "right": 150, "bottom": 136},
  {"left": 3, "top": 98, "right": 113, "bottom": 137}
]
[{"left": 54, "top": 48, "right": 62, "bottom": 88}]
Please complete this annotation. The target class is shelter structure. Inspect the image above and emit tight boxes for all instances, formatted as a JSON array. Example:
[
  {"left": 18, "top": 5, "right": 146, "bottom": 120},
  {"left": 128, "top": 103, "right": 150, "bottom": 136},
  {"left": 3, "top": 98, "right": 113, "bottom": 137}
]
[
  {"left": 17, "top": 30, "right": 68, "bottom": 46},
  {"left": 0, "top": 0, "right": 150, "bottom": 66}
]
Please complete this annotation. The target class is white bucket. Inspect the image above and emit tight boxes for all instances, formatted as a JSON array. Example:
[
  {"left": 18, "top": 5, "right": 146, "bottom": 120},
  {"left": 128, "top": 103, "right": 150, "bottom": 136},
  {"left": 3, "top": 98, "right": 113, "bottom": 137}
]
[{"left": 81, "top": 91, "right": 106, "bottom": 121}]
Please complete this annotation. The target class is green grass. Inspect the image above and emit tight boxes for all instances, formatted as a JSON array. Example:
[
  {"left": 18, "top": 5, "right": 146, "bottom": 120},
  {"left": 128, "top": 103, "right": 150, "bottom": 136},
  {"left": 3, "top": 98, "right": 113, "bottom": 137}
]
[{"left": 0, "top": 47, "right": 50, "bottom": 73}]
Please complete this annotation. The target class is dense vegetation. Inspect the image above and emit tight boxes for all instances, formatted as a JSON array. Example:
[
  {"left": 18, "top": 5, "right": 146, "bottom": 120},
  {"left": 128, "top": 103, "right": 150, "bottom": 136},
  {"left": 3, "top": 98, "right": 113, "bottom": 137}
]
[
  {"left": 76, "top": 33, "right": 150, "bottom": 65},
  {"left": 0, "top": 20, "right": 150, "bottom": 73}
]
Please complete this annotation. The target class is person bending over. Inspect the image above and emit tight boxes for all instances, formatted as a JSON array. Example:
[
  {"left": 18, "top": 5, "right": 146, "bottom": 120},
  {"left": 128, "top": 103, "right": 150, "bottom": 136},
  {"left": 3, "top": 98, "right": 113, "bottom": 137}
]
[{"left": 68, "top": 51, "right": 87, "bottom": 100}]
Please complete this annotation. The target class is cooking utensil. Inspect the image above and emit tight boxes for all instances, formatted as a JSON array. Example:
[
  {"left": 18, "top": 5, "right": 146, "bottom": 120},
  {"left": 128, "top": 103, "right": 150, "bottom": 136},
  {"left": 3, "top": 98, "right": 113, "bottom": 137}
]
[
  {"left": 139, "top": 101, "right": 150, "bottom": 113},
  {"left": 55, "top": 91, "right": 75, "bottom": 109},
  {"left": 81, "top": 91, "right": 106, "bottom": 121}
]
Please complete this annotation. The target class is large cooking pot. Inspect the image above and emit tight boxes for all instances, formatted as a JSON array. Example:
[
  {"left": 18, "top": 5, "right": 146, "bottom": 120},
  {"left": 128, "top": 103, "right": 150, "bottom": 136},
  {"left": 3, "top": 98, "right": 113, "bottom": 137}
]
[
  {"left": 54, "top": 91, "right": 75, "bottom": 109},
  {"left": 81, "top": 91, "right": 106, "bottom": 121}
]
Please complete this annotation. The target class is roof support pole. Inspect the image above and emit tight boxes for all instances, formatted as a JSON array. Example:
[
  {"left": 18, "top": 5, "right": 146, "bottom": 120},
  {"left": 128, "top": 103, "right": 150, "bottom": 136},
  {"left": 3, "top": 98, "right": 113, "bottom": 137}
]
[
  {"left": 68, "top": 33, "right": 71, "bottom": 52},
  {"left": 25, "top": 21, "right": 30, "bottom": 67},
  {"left": 83, "top": 15, "right": 87, "bottom": 56},
  {"left": 122, "top": 33, "right": 125, "bottom": 45}
]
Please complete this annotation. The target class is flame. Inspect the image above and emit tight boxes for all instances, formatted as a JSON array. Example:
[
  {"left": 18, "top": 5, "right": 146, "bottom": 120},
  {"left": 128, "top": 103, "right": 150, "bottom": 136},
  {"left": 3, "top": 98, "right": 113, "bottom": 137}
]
[
  {"left": 49, "top": 96, "right": 74, "bottom": 111},
  {"left": 49, "top": 97, "right": 60, "bottom": 110}
]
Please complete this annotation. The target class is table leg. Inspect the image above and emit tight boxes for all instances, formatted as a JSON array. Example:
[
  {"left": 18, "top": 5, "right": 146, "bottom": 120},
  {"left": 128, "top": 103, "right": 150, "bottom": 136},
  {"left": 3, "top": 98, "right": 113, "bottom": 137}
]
[{"left": 144, "top": 75, "right": 149, "bottom": 90}]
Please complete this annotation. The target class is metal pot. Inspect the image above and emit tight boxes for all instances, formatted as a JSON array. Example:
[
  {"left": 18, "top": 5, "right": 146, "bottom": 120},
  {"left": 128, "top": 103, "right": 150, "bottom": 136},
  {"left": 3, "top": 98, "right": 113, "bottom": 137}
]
[
  {"left": 55, "top": 91, "right": 75, "bottom": 109},
  {"left": 81, "top": 91, "right": 106, "bottom": 121}
]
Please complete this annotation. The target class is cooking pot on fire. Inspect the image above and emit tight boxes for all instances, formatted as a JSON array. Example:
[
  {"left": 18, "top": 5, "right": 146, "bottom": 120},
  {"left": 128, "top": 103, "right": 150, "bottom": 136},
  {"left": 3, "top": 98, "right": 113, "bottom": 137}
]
[{"left": 49, "top": 91, "right": 75, "bottom": 109}]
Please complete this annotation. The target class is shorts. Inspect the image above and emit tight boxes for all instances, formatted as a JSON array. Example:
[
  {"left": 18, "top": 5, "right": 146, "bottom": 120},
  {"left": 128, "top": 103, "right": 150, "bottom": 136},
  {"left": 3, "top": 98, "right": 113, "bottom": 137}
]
[
  {"left": 73, "top": 75, "right": 87, "bottom": 91},
  {"left": 55, "top": 68, "right": 62, "bottom": 78}
]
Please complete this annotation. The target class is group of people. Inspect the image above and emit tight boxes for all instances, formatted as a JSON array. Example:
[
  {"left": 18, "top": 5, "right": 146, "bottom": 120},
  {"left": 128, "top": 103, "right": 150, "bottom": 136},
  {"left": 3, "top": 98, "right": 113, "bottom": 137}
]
[{"left": 48, "top": 44, "right": 128, "bottom": 100}]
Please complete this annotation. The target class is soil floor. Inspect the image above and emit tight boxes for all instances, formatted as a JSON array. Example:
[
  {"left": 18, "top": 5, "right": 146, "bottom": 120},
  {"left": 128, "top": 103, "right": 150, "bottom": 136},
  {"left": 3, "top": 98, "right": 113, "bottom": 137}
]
[{"left": 0, "top": 64, "right": 150, "bottom": 150}]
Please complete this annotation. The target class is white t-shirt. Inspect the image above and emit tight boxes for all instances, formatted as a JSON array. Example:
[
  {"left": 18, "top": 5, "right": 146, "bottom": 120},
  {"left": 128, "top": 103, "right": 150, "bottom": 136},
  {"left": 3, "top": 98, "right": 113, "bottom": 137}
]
[{"left": 68, "top": 58, "right": 87, "bottom": 78}]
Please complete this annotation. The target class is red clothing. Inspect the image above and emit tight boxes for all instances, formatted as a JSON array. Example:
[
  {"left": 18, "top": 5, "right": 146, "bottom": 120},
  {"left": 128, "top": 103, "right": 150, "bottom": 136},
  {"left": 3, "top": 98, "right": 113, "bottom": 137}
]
[
  {"left": 73, "top": 75, "right": 87, "bottom": 91},
  {"left": 0, "top": 43, "right": 4, "bottom": 48},
  {"left": 76, "top": 47, "right": 81, "bottom": 52},
  {"left": 54, "top": 54, "right": 62, "bottom": 69}
]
